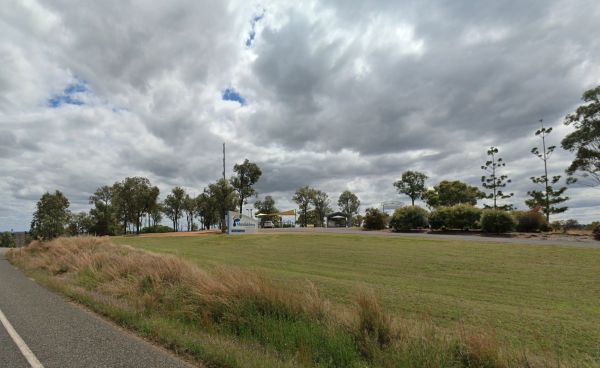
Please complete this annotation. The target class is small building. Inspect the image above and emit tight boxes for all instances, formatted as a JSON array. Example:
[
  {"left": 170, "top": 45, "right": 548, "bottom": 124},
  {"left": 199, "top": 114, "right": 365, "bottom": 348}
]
[{"left": 326, "top": 212, "right": 348, "bottom": 228}]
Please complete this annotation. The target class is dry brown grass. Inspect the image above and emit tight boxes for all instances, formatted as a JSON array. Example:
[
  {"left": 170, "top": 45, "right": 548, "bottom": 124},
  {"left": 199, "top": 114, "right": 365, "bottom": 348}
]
[{"left": 7, "top": 237, "right": 555, "bottom": 368}]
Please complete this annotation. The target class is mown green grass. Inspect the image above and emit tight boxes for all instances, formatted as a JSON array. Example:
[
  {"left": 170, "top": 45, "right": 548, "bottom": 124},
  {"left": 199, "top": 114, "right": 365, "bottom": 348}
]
[{"left": 114, "top": 233, "right": 600, "bottom": 363}]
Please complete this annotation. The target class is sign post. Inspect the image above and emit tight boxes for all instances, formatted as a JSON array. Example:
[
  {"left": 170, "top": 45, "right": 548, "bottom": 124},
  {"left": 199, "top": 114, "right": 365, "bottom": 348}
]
[{"left": 226, "top": 211, "right": 258, "bottom": 235}]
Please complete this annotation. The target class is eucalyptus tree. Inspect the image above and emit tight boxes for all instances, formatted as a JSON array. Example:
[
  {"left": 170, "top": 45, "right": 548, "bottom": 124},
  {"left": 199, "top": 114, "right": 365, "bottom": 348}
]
[
  {"left": 89, "top": 185, "right": 116, "bottom": 235},
  {"left": 293, "top": 186, "right": 315, "bottom": 227},
  {"left": 196, "top": 192, "right": 218, "bottom": 230},
  {"left": 207, "top": 179, "right": 238, "bottom": 232},
  {"left": 112, "top": 177, "right": 156, "bottom": 234},
  {"left": 337, "top": 190, "right": 360, "bottom": 227},
  {"left": 393, "top": 171, "right": 428, "bottom": 206},
  {"left": 163, "top": 187, "right": 186, "bottom": 231},
  {"left": 480, "top": 146, "right": 513, "bottom": 210},
  {"left": 30, "top": 190, "right": 71, "bottom": 240},
  {"left": 182, "top": 194, "right": 197, "bottom": 231},
  {"left": 423, "top": 180, "right": 483, "bottom": 208},
  {"left": 254, "top": 195, "right": 279, "bottom": 226},
  {"left": 312, "top": 190, "right": 331, "bottom": 227},
  {"left": 230, "top": 159, "right": 262, "bottom": 214}
]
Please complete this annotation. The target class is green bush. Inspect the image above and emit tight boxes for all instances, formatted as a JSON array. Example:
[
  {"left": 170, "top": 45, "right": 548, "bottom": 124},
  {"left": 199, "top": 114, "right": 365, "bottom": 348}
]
[
  {"left": 514, "top": 210, "right": 548, "bottom": 232},
  {"left": 428, "top": 207, "right": 452, "bottom": 230},
  {"left": 449, "top": 205, "right": 481, "bottom": 230},
  {"left": 0, "top": 232, "right": 16, "bottom": 248},
  {"left": 480, "top": 210, "right": 516, "bottom": 233},
  {"left": 389, "top": 206, "right": 429, "bottom": 232},
  {"left": 429, "top": 205, "right": 481, "bottom": 230},
  {"left": 363, "top": 208, "right": 386, "bottom": 230},
  {"left": 141, "top": 225, "right": 173, "bottom": 234}
]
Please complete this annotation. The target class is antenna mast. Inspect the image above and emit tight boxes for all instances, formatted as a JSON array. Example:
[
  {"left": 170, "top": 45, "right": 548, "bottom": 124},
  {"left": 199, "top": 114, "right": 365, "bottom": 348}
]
[{"left": 222, "top": 142, "right": 226, "bottom": 181}]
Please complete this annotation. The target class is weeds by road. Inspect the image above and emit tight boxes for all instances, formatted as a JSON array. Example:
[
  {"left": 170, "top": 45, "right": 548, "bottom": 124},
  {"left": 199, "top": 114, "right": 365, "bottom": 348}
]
[{"left": 7, "top": 237, "right": 562, "bottom": 367}]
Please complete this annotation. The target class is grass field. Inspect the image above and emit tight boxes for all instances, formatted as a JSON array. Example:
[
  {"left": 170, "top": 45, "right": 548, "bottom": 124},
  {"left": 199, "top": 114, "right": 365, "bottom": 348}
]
[{"left": 113, "top": 233, "right": 600, "bottom": 364}]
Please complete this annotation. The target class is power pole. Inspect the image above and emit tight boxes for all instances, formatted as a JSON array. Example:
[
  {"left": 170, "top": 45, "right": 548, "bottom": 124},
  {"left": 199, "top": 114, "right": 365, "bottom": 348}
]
[{"left": 222, "top": 142, "right": 226, "bottom": 181}]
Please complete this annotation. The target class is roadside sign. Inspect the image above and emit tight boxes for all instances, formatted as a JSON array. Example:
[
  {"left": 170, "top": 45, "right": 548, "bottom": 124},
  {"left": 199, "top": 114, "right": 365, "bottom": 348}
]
[{"left": 226, "top": 211, "right": 258, "bottom": 235}]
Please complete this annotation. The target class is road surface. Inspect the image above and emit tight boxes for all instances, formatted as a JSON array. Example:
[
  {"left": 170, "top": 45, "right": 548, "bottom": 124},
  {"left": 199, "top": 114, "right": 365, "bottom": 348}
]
[
  {"left": 258, "top": 227, "right": 600, "bottom": 248},
  {"left": 0, "top": 248, "right": 195, "bottom": 368}
]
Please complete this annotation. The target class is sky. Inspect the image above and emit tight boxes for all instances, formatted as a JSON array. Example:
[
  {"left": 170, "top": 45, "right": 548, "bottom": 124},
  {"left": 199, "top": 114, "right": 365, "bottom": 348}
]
[{"left": 1, "top": 0, "right": 600, "bottom": 231}]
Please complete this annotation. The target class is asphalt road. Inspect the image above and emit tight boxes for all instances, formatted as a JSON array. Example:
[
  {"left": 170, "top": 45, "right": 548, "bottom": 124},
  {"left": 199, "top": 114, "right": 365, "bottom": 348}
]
[
  {"left": 0, "top": 248, "right": 195, "bottom": 368},
  {"left": 258, "top": 227, "right": 600, "bottom": 248}
]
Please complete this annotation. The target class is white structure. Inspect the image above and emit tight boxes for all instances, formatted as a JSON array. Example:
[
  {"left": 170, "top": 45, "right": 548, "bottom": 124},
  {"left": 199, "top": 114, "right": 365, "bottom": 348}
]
[{"left": 226, "top": 211, "right": 259, "bottom": 235}]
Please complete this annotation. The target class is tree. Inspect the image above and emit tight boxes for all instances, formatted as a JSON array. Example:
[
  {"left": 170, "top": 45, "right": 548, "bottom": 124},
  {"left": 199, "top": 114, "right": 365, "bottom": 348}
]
[
  {"left": 30, "top": 190, "right": 70, "bottom": 240},
  {"left": 163, "top": 187, "right": 186, "bottom": 231},
  {"left": 254, "top": 196, "right": 279, "bottom": 226},
  {"left": 297, "top": 210, "right": 317, "bottom": 228},
  {"left": 230, "top": 159, "right": 262, "bottom": 214},
  {"left": 312, "top": 190, "right": 331, "bottom": 227},
  {"left": 561, "top": 85, "right": 600, "bottom": 187},
  {"left": 337, "top": 191, "right": 360, "bottom": 227},
  {"left": 526, "top": 120, "right": 568, "bottom": 221},
  {"left": 293, "top": 186, "right": 315, "bottom": 227},
  {"left": 182, "top": 194, "right": 197, "bottom": 231},
  {"left": 142, "top": 186, "right": 160, "bottom": 229},
  {"left": 196, "top": 192, "right": 218, "bottom": 230},
  {"left": 363, "top": 208, "right": 386, "bottom": 230},
  {"left": 393, "top": 171, "right": 428, "bottom": 206},
  {"left": 0, "top": 232, "right": 16, "bottom": 248},
  {"left": 207, "top": 179, "right": 238, "bottom": 232},
  {"left": 480, "top": 146, "right": 513, "bottom": 210},
  {"left": 67, "top": 212, "right": 95, "bottom": 235},
  {"left": 112, "top": 177, "right": 157, "bottom": 234},
  {"left": 89, "top": 185, "right": 116, "bottom": 235},
  {"left": 423, "top": 180, "right": 483, "bottom": 208},
  {"left": 149, "top": 203, "right": 163, "bottom": 228}
]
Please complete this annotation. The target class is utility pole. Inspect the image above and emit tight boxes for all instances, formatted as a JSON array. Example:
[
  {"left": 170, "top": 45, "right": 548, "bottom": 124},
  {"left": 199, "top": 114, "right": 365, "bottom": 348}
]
[{"left": 222, "top": 142, "right": 226, "bottom": 182}]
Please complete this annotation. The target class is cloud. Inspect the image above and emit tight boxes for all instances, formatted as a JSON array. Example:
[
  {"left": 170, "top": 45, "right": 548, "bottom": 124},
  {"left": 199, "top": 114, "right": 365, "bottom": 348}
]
[{"left": 1, "top": 0, "right": 600, "bottom": 230}]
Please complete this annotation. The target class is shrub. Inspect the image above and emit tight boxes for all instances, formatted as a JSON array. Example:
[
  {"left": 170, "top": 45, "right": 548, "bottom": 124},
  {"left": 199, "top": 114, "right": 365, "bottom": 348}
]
[
  {"left": 0, "top": 232, "right": 16, "bottom": 248},
  {"left": 448, "top": 205, "right": 481, "bottom": 230},
  {"left": 593, "top": 224, "right": 600, "bottom": 241},
  {"left": 550, "top": 220, "right": 564, "bottom": 232},
  {"left": 514, "top": 210, "right": 548, "bottom": 232},
  {"left": 389, "top": 206, "right": 429, "bottom": 232},
  {"left": 480, "top": 210, "right": 516, "bottom": 233},
  {"left": 141, "top": 225, "right": 173, "bottom": 234},
  {"left": 429, "top": 205, "right": 481, "bottom": 230},
  {"left": 363, "top": 208, "right": 386, "bottom": 230},
  {"left": 428, "top": 207, "right": 452, "bottom": 230},
  {"left": 563, "top": 219, "right": 581, "bottom": 230}
]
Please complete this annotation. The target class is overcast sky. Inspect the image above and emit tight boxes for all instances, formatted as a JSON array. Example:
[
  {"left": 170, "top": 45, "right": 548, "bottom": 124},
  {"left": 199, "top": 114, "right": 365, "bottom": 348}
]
[{"left": 1, "top": 0, "right": 599, "bottom": 230}]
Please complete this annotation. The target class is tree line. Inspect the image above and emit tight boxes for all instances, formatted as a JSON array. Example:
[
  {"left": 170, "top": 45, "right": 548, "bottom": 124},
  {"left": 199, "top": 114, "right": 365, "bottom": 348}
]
[
  {"left": 393, "top": 84, "right": 600, "bottom": 224},
  {"left": 27, "top": 85, "right": 599, "bottom": 239},
  {"left": 30, "top": 159, "right": 262, "bottom": 240}
]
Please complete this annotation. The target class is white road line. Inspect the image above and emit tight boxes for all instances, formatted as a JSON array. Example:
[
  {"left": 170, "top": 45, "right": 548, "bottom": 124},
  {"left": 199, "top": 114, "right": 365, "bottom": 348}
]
[{"left": 0, "top": 307, "right": 44, "bottom": 368}]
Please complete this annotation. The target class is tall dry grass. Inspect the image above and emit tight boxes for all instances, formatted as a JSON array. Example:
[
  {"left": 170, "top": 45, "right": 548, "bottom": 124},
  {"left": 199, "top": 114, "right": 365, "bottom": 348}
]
[{"left": 8, "top": 237, "right": 553, "bottom": 368}]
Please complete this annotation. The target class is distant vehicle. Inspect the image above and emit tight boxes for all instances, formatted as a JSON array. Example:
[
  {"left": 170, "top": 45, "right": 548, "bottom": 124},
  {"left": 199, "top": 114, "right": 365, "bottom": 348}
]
[{"left": 262, "top": 221, "right": 274, "bottom": 228}]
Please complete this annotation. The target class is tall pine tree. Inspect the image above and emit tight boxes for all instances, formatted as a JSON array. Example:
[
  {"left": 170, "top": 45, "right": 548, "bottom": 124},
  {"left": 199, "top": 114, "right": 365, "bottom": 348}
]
[
  {"left": 481, "top": 146, "right": 513, "bottom": 210},
  {"left": 525, "top": 120, "right": 568, "bottom": 221}
]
